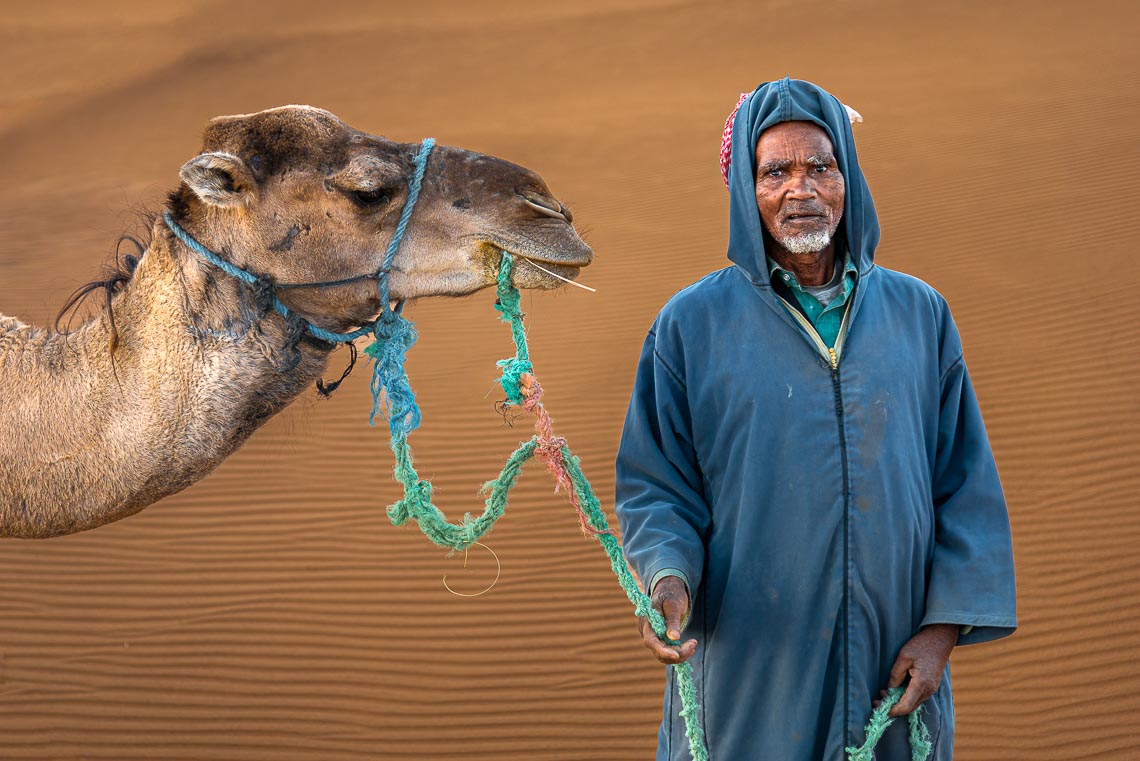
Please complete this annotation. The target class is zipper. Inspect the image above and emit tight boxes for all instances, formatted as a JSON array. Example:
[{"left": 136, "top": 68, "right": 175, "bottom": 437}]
[
  {"left": 775, "top": 294, "right": 852, "bottom": 370},
  {"left": 831, "top": 353, "right": 851, "bottom": 745},
  {"left": 775, "top": 292, "right": 853, "bottom": 739}
]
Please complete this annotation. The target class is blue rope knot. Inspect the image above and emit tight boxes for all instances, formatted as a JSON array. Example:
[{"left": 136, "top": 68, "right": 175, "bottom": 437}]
[
  {"left": 365, "top": 311, "right": 421, "bottom": 434},
  {"left": 162, "top": 137, "right": 436, "bottom": 351}
]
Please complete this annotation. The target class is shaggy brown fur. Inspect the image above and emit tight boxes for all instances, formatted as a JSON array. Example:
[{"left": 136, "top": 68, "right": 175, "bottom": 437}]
[{"left": 0, "top": 105, "right": 591, "bottom": 538}]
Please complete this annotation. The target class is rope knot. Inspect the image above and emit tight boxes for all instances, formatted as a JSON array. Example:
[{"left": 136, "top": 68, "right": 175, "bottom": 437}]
[
  {"left": 386, "top": 478, "right": 433, "bottom": 526},
  {"left": 365, "top": 312, "right": 421, "bottom": 434},
  {"left": 496, "top": 356, "right": 534, "bottom": 406},
  {"left": 386, "top": 500, "right": 411, "bottom": 525},
  {"left": 519, "top": 373, "right": 546, "bottom": 412},
  {"left": 535, "top": 432, "right": 568, "bottom": 459}
]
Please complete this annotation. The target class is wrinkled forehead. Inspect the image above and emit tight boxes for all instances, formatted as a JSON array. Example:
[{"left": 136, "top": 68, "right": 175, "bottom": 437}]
[
  {"left": 755, "top": 120, "right": 835, "bottom": 159},
  {"left": 200, "top": 105, "right": 390, "bottom": 174}
]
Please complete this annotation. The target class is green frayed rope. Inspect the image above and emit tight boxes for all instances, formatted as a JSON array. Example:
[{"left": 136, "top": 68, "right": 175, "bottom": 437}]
[
  {"left": 846, "top": 687, "right": 932, "bottom": 761},
  {"left": 367, "top": 251, "right": 921, "bottom": 761},
  {"left": 368, "top": 252, "right": 707, "bottom": 761},
  {"left": 557, "top": 444, "right": 708, "bottom": 759}
]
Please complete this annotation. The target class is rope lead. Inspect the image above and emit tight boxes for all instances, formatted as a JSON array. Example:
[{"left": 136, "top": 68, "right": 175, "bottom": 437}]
[
  {"left": 366, "top": 251, "right": 930, "bottom": 761},
  {"left": 367, "top": 251, "right": 709, "bottom": 758},
  {"left": 846, "top": 688, "right": 932, "bottom": 761}
]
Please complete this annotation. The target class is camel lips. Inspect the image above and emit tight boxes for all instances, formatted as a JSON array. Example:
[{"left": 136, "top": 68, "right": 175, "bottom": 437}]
[{"left": 516, "top": 256, "right": 597, "bottom": 293}]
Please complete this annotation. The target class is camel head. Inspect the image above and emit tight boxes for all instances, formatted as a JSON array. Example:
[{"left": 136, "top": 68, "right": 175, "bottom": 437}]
[{"left": 169, "top": 105, "right": 592, "bottom": 333}]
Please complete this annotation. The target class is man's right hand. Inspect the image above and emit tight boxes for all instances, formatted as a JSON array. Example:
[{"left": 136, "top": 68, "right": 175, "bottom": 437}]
[{"left": 639, "top": 574, "right": 698, "bottom": 664}]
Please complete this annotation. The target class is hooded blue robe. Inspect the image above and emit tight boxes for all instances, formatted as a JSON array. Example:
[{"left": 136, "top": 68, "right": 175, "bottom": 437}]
[{"left": 615, "top": 78, "right": 1017, "bottom": 760}]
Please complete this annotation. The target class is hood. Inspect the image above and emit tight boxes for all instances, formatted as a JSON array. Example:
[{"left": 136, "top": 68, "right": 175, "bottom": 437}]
[{"left": 726, "top": 77, "right": 879, "bottom": 286}]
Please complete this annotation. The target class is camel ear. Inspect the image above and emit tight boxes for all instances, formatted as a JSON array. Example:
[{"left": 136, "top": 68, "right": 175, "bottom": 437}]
[{"left": 180, "top": 152, "right": 256, "bottom": 207}]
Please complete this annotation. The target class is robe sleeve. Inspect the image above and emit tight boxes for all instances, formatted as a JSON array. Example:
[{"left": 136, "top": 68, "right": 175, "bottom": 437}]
[
  {"left": 615, "top": 327, "right": 711, "bottom": 601},
  {"left": 919, "top": 320, "right": 1018, "bottom": 646}
]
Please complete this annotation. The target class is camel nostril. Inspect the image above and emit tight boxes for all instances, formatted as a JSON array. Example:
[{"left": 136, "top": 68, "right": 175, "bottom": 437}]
[{"left": 519, "top": 190, "right": 569, "bottom": 223}]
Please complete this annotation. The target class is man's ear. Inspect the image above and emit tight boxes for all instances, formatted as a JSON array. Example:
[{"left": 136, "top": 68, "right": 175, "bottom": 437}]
[{"left": 179, "top": 152, "right": 257, "bottom": 207}]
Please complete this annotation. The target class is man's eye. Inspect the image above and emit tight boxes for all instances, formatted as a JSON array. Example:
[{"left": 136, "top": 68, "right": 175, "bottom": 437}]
[
  {"left": 813, "top": 165, "right": 830, "bottom": 173},
  {"left": 767, "top": 169, "right": 783, "bottom": 178}
]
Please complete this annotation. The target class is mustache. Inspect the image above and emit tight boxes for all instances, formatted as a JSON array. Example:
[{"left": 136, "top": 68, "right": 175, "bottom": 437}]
[{"left": 780, "top": 204, "right": 832, "bottom": 222}]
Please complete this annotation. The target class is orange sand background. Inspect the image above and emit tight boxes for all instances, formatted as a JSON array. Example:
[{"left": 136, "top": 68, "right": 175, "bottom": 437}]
[{"left": 1, "top": 1, "right": 1138, "bottom": 758}]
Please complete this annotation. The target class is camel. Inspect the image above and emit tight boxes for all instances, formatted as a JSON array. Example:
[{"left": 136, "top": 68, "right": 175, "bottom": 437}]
[{"left": 0, "top": 105, "right": 592, "bottom": 539}]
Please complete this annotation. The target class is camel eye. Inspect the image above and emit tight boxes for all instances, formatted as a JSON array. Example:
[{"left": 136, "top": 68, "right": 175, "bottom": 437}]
[{"left": 349, "top": 187, "right": 392, "bottom": 208}]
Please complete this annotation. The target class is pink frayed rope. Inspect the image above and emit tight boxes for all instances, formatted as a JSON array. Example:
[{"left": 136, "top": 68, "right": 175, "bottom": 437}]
[{"left": 520, "top": 373, "right": 609, "bottom": 538}]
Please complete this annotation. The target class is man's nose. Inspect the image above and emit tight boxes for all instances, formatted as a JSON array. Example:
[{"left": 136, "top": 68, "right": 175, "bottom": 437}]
[{"left": 785, "top": 171, "right": 818, "bottom": 199}]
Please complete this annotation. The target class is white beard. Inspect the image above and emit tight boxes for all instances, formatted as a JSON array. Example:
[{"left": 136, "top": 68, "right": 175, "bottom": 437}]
[{"left": 779, "top": 229, "right": 833, "bottom": 254}]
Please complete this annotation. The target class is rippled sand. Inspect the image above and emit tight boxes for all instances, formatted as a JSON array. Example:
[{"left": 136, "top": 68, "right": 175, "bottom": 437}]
[{"left": 1, "top": 1, "right": 1138, "bottom": 758}]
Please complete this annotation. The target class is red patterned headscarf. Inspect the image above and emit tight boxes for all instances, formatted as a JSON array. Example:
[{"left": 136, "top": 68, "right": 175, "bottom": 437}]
[
  {"left": 720, "top": 92, "right": 862, "bottom": 188},
  {"left": 719, "top": 92, "right": 750, "bottom": 188}
]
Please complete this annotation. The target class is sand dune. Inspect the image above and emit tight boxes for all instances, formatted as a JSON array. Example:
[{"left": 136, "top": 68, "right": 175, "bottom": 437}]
[{"left": 2, "top": 0, "right": 1139, "bottom": 758}]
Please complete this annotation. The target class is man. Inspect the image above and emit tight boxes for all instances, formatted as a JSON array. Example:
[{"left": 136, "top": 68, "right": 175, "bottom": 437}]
[{"left": 615, "top": 78, "right": 1016, "bottom": 760}]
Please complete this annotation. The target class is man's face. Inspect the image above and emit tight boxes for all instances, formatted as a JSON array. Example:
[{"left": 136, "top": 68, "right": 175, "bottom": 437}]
[{"left": 754, "top": 121, "right": 845, "bottom": 254}]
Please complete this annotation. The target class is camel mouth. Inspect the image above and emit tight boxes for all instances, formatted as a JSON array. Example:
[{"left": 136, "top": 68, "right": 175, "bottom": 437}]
[
  {"left": 483, "top": 244, "right": 588, "bottom": 272},
  {"left": 510, "top": 254, "right": 584, "bottom": 280},
  {"left": 476, "top": 240, "right": 590, "bottom": 291},
  {"left": 509, "top": 252, "right": 590, "bottom": 270},
  {"left": 477, "top": 235, "right": 593, "bottom": 271}
]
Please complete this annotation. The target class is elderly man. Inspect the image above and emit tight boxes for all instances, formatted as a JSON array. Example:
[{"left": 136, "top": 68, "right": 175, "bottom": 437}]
[{"left": 615, "top": 78, "right": 1017, "bottom": 760}]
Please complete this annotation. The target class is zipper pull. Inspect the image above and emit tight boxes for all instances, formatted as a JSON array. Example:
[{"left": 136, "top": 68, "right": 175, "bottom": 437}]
[{"left": 828, "top": 347, "right": 838, "bottom": 369}]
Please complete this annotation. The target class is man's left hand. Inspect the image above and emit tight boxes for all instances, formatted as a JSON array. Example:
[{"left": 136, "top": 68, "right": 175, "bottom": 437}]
[{"left": 883, "top": 623, "right": 959, "bottom": 717}]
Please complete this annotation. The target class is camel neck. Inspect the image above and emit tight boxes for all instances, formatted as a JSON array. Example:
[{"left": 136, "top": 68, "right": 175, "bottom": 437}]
[{"left": 0, "top": 227, "right": 331, "bottom": 538}]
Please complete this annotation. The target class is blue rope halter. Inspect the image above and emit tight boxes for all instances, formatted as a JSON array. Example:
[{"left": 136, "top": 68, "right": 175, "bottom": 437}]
[
  {"left": 164, "top": 137, "right": 435, "bottom": 432},
  {"left": 164, "top": 137, "right": 435, "bottom": 344}
]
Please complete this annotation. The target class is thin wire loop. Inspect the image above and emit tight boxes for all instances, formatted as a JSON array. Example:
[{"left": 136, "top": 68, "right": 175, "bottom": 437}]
[{"left": 442, "top": 542, "right": 502, "bottom": 597}]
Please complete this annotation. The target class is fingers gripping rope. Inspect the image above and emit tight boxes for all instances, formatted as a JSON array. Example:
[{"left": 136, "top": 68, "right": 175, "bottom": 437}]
[{"left": 845, "top": 687, "right": 932, "bottom": 761}]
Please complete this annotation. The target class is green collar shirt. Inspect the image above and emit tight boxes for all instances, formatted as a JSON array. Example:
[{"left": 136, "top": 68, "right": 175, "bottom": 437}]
[{"left": 768, "top": 253, "right": 858, "bottom": 349}]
